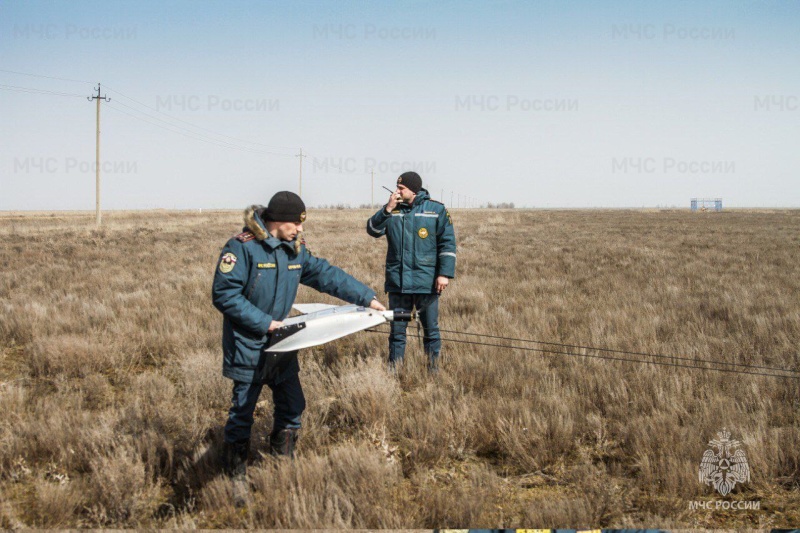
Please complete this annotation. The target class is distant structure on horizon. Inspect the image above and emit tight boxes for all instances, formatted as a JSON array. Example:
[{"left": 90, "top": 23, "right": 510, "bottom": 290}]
[{"left": 691, "top": 198, "right": 723, "bottom": 212}]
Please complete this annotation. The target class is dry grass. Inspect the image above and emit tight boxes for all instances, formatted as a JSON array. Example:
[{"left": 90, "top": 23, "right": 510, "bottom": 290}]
[{"left": 0, "top": 208, "right": 799, "bottom": 528}]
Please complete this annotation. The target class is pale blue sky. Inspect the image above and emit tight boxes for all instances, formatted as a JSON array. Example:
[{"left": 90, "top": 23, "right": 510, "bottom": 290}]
[{"left": 1, "top": 0, "right": 798, "bottom": 209}]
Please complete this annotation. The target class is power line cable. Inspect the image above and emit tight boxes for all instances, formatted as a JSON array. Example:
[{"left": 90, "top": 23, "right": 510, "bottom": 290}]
[
  {"left": 0, "top": 83, "right": 86, "bottom": 98},
  {"left": 0, "top": 69, "right": 298, "bottom": 152},
  {"left": 104, "top": 103, "right": 293, "bottom": 157},
  {"left": 106, "top": 99, "right": 294, "bottom": 156},
  {"left": 102, "top": 84, "right": 299, "bottom": 151},
  {"left": 0, "top": 68, "right": 94, "bottom": 85}
]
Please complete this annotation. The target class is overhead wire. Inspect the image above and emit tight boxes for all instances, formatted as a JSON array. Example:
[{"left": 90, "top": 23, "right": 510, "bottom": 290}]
[
  {"left": 104, "top": 103, "right": 294, "bottom": 156},
  {"left": 105, "top": 99, "right": 294, "bottom": 156},
  {"left": 0, "top": 69, "right": 301, "bottom": 154},
  {"left": 0, "top": 83, "right": 86, "bottom": 98},
  {"left": 102, "top": 84, "right": 299, "bottom": 152},
  {"left": 0, "top": 68, "right": 94, "bottom": 85}
]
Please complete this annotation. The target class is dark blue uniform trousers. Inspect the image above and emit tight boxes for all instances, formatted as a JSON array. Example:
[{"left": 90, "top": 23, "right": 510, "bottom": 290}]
[
  {"left": 388, "top": 292, "right": 441, "bottom": 365},
  {"left": 223, "top": 362, "right": 306, "bottom": 444}
]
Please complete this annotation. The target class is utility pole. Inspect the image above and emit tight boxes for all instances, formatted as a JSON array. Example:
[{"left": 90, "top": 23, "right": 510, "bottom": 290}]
[
  {"left": 296, "top": 147, "right": 306, "bottom": 197},
  {"left": 87, "top": 84, "right": 110, "bottom": 226},
  {"left": 370, "top": 168, "right": 375, "bottom": 208}
]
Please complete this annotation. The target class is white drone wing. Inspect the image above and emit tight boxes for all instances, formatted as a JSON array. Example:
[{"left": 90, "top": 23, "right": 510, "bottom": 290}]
[{"left": 269, "top": 305, "right": 401, "bottom": 352}]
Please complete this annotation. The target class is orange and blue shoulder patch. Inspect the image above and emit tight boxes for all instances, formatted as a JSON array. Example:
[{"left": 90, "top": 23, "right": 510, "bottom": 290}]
[{"left": 235, "top": 231, "right": 255, "bottom": 243}]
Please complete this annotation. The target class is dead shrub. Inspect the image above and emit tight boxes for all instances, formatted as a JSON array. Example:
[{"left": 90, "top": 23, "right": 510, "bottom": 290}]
[
  {"left": 81, "top": 373, "right": 115, "bottom": 410},
  {"left": 85, "top": 439, "right": 164, "bottom": 526},
  {"left": 225, "top": 443, "right": 406, "bottom": 528},
  {"left": 28, "top": 334, "right": 120, "bottom": 378},
  {"left": 414, "top": 463, "right": 503, "bottom": 527},
  {"left": 333, "top": 356, "right": 400, "bottom": 428},
  {"left": 0, "top": 301, "right": 34, "bottom": 346},
  {"left": 497, "top": 397, "right": 578, "bottom": 474},
  {"left": 171, "top": 350, "right": 230, "bottom": 412},
  {"left": 31, "top": 478, "right": 86, "bottom": 528},
  {"left": 5, "top": 390, "right": 117, "bottom": 474},
  {"left": 522, "top": 493, "right": 596, "bottom": 528}
]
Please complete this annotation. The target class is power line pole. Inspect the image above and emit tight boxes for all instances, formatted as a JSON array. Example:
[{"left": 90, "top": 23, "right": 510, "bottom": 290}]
[
  {"left": 87, "top": 84, "right": 110, "bottom": 226},
  {"left": 296, "top": 147, "right": 306, "bottom": 197}
]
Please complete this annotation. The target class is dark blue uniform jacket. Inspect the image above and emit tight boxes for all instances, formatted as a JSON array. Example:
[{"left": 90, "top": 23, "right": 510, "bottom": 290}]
[
  {"left": 366, "top": 189, "right": 457, "bottom": 293},
  {"left": 213, "top": 206, "right": 376, "bottom": 383}
]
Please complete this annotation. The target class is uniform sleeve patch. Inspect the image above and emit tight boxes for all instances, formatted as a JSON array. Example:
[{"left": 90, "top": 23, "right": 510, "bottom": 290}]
[
  {"left": 219, "top": 252, "right": 238, "bottom": 273},
  {"left": 235, "top": 231, "right": 255, "bottom": 243}
]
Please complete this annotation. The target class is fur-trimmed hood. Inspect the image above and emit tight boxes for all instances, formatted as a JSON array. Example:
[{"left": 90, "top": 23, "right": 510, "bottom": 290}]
[
  {"left": 243, "top": 204, "right": 303, "bottom": 254},
  {"left": 243, "top": 205, "right": 269, "bottom": 241}
]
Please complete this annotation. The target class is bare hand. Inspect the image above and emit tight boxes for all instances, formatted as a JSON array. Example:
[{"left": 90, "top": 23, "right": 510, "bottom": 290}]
[
  {"left": 268, "top": 320, "right": 284, "bottom": 332},
  {"left": 435, "top": 276, "right": 450, "bottom": 294},
  {"left": 385, "top": 190, "right": 402, "bottom": 213},
  {"left": 369, "top": 298, "right": 386, "bottom": 311}
]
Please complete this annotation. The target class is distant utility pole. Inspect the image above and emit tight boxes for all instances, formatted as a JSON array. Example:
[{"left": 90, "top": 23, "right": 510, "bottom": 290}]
[
  {"left": 296, "top": 147, "right": 306, "bottom": 197},
  {"left": 87, "top": 84, "right": 110, "bottom": 226},
  {"left": 371, "top": 168, "right": 375, "bottom": 209}
]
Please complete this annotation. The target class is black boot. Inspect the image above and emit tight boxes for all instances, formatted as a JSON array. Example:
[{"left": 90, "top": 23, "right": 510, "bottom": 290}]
[
  {"left": 269, "top": 428, "right": 299, "bottom": 459},
  {"left": 223, "top": 440, "right": 250, "bottom": 507}
]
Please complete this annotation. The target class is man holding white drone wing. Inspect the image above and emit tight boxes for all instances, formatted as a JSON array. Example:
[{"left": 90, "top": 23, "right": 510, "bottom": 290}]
[{"left": 212, "top": 191, "right": 386, "bottom": 502}]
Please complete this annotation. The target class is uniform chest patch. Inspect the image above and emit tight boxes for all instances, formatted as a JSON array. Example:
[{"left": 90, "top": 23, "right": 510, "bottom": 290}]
[
  {"left": 219, "top": 252, "right": 237, "bottom": 273},
  {"left": 418, "top": 227, "right": 429, "bottom": 239},
  {"left": 288, "top": 264, "right": 302, "bottom": 270},
  {"left": 257, "top": 263, "right": 276, "bottom": 269}
]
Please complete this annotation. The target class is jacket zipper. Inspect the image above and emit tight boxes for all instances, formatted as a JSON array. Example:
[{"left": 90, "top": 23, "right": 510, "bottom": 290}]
[{"left": 400, "top": 207, "right": 405, "bottom": 286}]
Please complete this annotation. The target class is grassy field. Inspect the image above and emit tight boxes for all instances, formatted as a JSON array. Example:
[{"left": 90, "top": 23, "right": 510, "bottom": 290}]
[{"left": 0, "top": 207, "right": 799, "bottom": 528}]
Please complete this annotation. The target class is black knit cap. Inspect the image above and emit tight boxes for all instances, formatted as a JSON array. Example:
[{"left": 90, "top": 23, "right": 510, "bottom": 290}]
[
  {"left": 397, "top": 171, "right": 422, "bottom": 193},
  {"left": 262, "top": 191, "right": 307, "bottom": 223}
]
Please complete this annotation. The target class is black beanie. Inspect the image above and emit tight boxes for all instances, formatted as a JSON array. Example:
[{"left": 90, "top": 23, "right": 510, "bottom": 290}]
[
  {"left": 262, "top": 191, "right": 307, "bottom": 223},
  {"left": 397, "top": 171, "right": 422, "bottom": 193}
]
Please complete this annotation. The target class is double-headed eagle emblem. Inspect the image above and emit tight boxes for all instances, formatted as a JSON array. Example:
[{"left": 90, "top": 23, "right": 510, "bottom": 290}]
[{"left": 699, "top": 429, "right": 750, "bottom": 496}]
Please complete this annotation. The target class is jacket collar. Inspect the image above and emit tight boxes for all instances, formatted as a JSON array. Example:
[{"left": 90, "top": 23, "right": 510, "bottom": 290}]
[
  {"left": 409, "top": 188, "right": 430, "bottom": 208},
  {"left": 243, "top": 204, "right": 296, "bottom": 252},
  {"left": 263, "top": 235, "right": 296, "bottom": 252}
]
